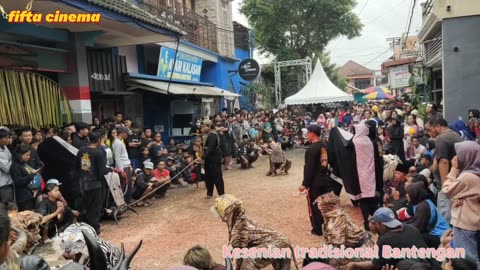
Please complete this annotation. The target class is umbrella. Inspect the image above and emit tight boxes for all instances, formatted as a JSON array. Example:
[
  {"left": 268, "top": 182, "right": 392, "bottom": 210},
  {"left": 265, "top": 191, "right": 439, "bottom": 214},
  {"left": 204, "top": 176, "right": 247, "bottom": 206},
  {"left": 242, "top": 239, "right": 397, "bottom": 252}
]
[
  {"left": 363, "top": 86, "right": 392, "bottom": 94},
  {"left": 363, "top": 92, "right": 394, "bottom": 100}
]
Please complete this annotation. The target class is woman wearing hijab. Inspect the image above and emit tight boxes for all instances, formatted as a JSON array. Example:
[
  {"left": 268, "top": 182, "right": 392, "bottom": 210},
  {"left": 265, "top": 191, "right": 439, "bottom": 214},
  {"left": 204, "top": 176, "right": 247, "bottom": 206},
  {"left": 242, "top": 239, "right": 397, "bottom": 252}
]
[
  {"left": 405, "top": 182, "right": 450, "bottom": 248},
  {"left": 443, "top": 141, "right": 480, "bottom": 267}
]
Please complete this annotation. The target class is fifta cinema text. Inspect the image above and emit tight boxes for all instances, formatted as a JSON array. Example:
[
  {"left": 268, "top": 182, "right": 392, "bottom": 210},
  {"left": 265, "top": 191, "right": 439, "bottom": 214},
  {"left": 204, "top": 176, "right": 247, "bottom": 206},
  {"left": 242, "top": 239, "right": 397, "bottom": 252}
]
[
  {"left": 223, "top": 245, "right": 466, "bottom": 262},
  {"left": 8, "top": 11, "right": 101, "bottom": 23}
]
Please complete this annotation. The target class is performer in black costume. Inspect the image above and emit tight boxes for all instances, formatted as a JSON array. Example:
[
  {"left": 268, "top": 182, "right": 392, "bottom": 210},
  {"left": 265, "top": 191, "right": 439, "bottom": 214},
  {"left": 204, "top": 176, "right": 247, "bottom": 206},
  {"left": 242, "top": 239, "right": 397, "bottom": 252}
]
[
  {"left": 198, "top": 119, "right": 225, "bottom": 199},
  {"left": 298, "top": 124, "right": 337, "bottom": 236}
]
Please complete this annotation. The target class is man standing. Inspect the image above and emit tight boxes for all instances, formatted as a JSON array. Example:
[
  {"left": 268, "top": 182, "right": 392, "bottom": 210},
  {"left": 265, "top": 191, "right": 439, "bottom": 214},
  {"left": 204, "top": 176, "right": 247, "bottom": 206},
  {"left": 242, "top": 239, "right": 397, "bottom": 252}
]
[
  {"left": 298, "top": 124, "right": 335, "bottom": 236},
  {"left": 19, "top": 128, "right": 42, "bottom": 169},
  {"left": 72, "top": 122, "right": 90, "bottom": 149},
  {"left": 126, "top": 123, "right": 142, "bottom": 169},
  {"left": 426, "top": 117, "right": 462, "bottom": 223},
  {"left": 198, "top": 119, "right": 225, "bottom": 199},
  {"left": 0, "top": 130, "right": 13, "bottom": 203},
  {"left": 113, "top": 127, "right": 133, "bottom": 203},
  {"left": 76, "top": 132, "right": 111, "bottom": 234}
]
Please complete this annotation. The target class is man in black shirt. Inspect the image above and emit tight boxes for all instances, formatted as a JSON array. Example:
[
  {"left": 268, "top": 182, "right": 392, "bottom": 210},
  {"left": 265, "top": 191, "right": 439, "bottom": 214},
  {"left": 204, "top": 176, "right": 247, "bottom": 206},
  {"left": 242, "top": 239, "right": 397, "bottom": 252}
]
[
  {"left": 126, "top": 123, "right": 142, "bottom": 170},
  {"left": 71, "top": 122, "right": 90, "bottom": 149},
  {"left": 38, "top": 182, "right": 79, "bottom": 238},
  {"left": 76, "top": 132, "right": 111, "bottom": 234},
  {"left": 346, "top": 207, "right": 438, "bottom": 270},
  {"left": 198, "top": 119, "right": 225, "bottom": 199},
  {"left": 298, "top": 124, "right": 336, "bottom": 236}
]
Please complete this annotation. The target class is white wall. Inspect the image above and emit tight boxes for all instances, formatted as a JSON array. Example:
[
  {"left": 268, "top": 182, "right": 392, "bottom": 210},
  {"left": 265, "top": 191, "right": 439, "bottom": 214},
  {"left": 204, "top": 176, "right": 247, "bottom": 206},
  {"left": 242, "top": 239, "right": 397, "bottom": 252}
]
[{"left": 118, "top": 45, "right": 138, "bottom": 73}]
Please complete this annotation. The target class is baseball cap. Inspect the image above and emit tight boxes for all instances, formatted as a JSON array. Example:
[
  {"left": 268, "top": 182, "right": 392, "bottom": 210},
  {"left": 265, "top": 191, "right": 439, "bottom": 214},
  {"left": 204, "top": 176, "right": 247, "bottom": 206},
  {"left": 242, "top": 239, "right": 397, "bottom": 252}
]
[
  {"left": 373, "top": 207, "right": 402, "bottom": 228},
  {"left": 143, "top": 161, "right": 154, "bottom": 170},
  {"left": 46, "top": 179, "right": 62, "bottom": 186}
]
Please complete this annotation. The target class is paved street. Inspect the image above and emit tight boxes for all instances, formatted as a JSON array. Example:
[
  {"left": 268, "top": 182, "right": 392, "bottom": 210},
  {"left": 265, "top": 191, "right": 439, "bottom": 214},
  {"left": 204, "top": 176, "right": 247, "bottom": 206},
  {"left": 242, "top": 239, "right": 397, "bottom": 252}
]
[{"left": 100, "top": 149, "right": 363, "bottom": 269}]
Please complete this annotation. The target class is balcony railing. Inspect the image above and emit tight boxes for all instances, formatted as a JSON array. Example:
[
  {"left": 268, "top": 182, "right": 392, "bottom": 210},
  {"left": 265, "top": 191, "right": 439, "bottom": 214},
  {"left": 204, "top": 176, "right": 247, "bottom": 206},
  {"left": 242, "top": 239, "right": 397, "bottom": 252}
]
[
  {"left": 424, "top": 32, "right": 442, "bottom": 66},
  {"left": 137, "top": 0, "right": 218, "bottom": 52},
  {"left": 423, "top": 0, "right": 434, "bottom": 16}
]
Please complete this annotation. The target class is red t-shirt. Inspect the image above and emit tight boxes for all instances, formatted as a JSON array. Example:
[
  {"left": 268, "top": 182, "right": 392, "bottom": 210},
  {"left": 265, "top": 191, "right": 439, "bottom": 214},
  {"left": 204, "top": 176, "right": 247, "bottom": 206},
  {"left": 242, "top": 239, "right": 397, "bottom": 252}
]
[{"left": 153, "top": 169, "right": 170, "bottom": 179}]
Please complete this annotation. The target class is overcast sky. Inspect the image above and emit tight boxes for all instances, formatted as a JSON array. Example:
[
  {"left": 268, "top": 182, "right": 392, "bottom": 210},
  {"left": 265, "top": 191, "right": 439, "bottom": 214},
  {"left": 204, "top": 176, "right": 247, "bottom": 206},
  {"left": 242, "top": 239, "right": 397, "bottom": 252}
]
[{"left": 232, "top": 0, "right": 423, "bottom": 70}]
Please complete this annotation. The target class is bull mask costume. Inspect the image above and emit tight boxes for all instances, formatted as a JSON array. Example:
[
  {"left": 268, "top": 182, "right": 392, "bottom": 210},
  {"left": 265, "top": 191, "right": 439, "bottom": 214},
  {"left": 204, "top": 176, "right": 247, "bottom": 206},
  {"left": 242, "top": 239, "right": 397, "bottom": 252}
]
[{"left": 212, "top": 194, "right": 298, "bottom": 270}]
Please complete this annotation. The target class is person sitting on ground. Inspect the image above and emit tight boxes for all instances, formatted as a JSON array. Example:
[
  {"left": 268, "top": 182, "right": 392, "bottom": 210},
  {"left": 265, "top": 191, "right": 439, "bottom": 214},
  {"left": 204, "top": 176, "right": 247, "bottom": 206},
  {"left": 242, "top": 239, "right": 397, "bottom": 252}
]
[
  {"left": 237, "top": 136, "right": 259, "bottom": 169},
  {"left": 346, "top": 207, "right": 439, "bottom": 270},
  {"left": 415, "top": 154, "right": 432, "bottom": 173},
  {"left": 132, "top": 161, "right": 169, "bottom": 206},
  {"left": 167, "top": 138, "right": 178, "bottom": 157},
  {"left": 37, "top": 183, "right": 79, "bottom": 239},
  {"left": 183, "top": 245, "right": 226, "bottom": 270},
  {"left": 178, "top": 150, "right": 195, "bottom": 186},
  {"left": 404, "top": 182, "right": 450, "bottom": 248},
  {"left": 166, "top": 157, "right": 187, "bottom": 188},
  {"left": 384, "top": 163, "right": 409, "bottom": 211},
  {"left": 152, "top": 160, "right": 172, "bottom": 190}
]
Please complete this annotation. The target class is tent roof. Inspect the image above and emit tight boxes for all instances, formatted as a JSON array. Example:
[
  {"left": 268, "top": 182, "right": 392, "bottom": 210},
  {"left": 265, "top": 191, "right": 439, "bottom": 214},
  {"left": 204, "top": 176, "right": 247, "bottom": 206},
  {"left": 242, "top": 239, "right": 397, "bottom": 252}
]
[{"left": 285, "top": 59, "right": 353, "bottom": 105}]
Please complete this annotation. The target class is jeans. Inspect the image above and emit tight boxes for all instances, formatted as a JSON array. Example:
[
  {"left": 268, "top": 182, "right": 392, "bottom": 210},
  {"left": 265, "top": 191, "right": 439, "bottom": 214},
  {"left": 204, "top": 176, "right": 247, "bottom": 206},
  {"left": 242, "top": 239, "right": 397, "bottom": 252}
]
[
  {"left": 130, "top": 158, "right": 140, "bottom": 170},
  {"left": 453, "top": 227, "right": 480, "bottom": 270},
  {"left": 437, "top": 191, "right": 452, "bottom": 223}
]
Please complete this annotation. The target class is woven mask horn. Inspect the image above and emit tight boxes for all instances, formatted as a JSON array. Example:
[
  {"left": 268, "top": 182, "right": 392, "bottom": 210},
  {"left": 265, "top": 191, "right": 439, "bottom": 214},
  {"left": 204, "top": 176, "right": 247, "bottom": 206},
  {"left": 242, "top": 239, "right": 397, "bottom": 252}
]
[{"left": 81, "top": 229, "right": 108, "bottom": 270}]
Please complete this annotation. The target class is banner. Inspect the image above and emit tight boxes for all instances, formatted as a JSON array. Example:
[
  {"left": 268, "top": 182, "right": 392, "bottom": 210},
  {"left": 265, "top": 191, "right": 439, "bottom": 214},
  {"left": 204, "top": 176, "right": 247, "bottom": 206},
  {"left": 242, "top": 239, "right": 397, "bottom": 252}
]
[
  {"left": 388, "top": 65, "right": 410, "bottom": 89},
  {"left": 158, "top": 47, "right": 203, "bottom": 82}
]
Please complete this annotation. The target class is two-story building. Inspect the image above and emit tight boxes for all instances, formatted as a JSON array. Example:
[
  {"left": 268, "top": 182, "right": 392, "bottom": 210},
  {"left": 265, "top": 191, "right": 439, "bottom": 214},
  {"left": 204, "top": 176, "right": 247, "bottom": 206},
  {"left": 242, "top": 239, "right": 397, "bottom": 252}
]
[
  {"left": 1, "top": 0, "right": 253, "bottom": 139},
  {"left": 339, "top": 60, "right": 375, "bottom": 92},
  {"left": 418, "top": 0, "right": 480, "bottom": 122}
]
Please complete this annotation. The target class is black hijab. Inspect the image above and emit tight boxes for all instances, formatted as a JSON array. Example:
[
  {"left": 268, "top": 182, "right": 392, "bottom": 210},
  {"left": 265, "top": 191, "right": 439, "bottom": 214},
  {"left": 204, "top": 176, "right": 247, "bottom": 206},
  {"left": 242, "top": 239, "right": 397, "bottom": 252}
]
[{"left": 406, "top": 182, "right": 428, "bottom": 205}]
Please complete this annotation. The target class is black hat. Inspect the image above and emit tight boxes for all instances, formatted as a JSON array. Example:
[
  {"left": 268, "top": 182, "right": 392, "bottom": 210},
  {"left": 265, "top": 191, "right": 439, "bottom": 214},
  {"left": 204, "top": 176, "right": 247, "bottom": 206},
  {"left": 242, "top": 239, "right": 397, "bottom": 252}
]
[
  {"left": 306, "top": 124, "right": 322, "bottom": 137},
  {"left": 242, "top": 135, "right": 249, "bottom": 139},
  {"left": 395, "top": 163, "right": 409, "bottom": 174}
]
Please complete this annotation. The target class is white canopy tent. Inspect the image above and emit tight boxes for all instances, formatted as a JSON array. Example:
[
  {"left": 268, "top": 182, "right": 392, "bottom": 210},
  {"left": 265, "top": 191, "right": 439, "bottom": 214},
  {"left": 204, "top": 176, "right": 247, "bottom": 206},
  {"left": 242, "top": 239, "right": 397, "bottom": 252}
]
[{"left": 285, "top": 59, "right": 353, "bottom": 105}]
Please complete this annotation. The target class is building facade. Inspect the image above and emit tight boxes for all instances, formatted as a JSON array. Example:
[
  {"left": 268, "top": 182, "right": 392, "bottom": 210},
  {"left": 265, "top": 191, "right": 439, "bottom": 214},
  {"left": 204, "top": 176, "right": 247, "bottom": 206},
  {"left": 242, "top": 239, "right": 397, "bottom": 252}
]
[
  {"left": 418, "top": 0, "right": 480, "bottom": 122},
  {"left": 0, "top": 0, "right": 253, "bottom": 139},
  {"left": 339, "top": 60, "right": 375, "bottom": 93}
]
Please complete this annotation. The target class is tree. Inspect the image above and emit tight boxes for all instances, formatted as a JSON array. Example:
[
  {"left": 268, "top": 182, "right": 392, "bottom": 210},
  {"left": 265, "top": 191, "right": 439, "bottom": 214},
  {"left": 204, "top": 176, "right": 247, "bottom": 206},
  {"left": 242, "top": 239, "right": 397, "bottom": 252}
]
[
  {"left": 241, "top": 0, "right": 363, "bottom": 59},
  {"left": 241, "top": 0, "right": 360, "bottom": 94}
]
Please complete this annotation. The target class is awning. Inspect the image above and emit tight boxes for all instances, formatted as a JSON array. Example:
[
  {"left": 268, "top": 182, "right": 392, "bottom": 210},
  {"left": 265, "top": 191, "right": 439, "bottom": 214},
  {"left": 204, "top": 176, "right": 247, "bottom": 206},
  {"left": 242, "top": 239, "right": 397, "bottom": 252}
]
[{"left": 127, "top": 79, "right": 240, "bottom": 100}]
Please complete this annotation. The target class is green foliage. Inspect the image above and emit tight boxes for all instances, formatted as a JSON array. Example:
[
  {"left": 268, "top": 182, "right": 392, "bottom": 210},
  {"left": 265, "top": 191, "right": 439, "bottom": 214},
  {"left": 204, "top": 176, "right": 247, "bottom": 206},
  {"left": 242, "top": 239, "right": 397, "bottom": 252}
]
[
  {"left": 240, "top": 0, "right": 359, "bottom": 97},
  {"left": 241, "top": 0, "right": 363, "bottom": 59},
  {"left": 242, "top": 82, "right": 274, "bottom": 110}
]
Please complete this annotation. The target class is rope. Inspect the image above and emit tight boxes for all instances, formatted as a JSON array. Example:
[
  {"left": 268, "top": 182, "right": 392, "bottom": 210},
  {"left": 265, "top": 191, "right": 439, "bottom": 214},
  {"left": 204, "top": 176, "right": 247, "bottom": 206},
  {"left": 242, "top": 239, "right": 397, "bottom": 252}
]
[{"left": 127, "top": 160, "right": 200, "bottom": 207}]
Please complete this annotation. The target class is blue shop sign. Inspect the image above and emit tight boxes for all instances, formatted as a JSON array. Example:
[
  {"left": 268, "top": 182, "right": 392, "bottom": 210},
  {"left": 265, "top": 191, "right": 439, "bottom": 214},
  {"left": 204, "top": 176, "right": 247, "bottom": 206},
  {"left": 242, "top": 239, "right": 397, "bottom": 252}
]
[{"left": 158, "top": 47, "right": 203, "bottom": 82}]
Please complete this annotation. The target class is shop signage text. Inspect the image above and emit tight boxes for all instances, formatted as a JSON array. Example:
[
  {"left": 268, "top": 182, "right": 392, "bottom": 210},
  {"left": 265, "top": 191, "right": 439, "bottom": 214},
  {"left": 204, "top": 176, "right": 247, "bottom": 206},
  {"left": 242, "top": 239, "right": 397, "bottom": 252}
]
[
  {"left": 238, "top": 58, "right": 260, "bottom": 81},
  {"left": 388, "top": 65, "right": 410, "bottom": 89},
  {"left": 158, "top": 47, "right": 203, "bottom": 82},
  {"left": 91, "top": 73, "right": 111, "bottom": 81}
]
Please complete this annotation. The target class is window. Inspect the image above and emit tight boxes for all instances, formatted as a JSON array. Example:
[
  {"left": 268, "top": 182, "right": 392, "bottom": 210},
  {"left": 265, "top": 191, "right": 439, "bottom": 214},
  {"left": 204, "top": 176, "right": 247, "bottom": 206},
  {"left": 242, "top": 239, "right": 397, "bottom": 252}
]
[{"left": 354, "top": 79, "right": 371, "bottom": 90}]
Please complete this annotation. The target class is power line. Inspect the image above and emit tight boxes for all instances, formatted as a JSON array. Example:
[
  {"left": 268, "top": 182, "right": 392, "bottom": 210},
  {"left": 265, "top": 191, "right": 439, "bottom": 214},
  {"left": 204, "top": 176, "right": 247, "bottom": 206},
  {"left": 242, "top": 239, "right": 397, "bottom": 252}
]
[
  {"left": 402, "top": 0, "right": 417, "bottom": 53},
  {"left": 363, "top": 47, "right": 392, "bottom": 66}
]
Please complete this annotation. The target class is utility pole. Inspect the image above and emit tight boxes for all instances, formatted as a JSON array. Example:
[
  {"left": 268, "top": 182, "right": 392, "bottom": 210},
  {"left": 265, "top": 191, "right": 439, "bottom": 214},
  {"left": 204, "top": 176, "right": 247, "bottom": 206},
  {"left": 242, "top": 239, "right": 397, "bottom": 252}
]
[{"left": 386, "top": 37, "right": 401, "bottom": 60}]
